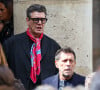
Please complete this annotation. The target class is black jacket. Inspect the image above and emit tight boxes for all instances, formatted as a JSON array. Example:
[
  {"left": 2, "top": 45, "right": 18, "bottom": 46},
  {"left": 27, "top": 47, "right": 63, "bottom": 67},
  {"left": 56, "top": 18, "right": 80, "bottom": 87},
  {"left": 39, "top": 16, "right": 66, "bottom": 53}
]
[
  {"left": 0, "top": 21, "right": 13, "bottom": 44},
  {"left": 3, "top": 32, "right": 60, "bottom": 90}
]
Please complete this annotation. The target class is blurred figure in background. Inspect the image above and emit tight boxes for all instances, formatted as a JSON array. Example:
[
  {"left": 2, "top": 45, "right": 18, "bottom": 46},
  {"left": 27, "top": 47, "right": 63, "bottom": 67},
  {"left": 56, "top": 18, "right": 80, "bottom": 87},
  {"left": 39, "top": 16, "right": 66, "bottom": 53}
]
[
  {"left": 63, "top": 86, "right": 73, "bottom": 90},
  {"left": 85, "top": 58, "right": 100, "bottom": 90},
  {"left": 0, "top": 0, "right": 13, "bottom": 44},
  {"left": 95, "top": 58, "right": 100, "bottom": 71},
  {"left": 35, "top": 85, "right": 56, "bottom": 90},
  {"left": 0, "top": 65, "right": 25, "bottom": 90},
  {"left": 90, "top": 72, "right": 100, "bottom": 90},
  {"left": 0, "top": 20, "right": 4, "bottom": 32},
  {"left": 85, "top": 72, "right": 95, "bottom": 90},
  {"left": 0, "top": 43, "right": 25, "bottom": 90},
  {"left": 75, "top": 85, "right": 85, "bottom": 90},
  {"left": 63, "top": 85, "right": 85, "bottom": 90},
  {"left": 0, "top": 43, "right": 8, "bottom": 66}
]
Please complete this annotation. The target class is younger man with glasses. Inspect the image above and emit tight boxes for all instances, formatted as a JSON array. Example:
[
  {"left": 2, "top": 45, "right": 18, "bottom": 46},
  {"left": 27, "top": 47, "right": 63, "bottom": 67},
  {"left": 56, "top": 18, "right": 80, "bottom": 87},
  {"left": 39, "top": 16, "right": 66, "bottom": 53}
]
[{"left": 3, "top": 4, "right": 60, "bottom": 90}]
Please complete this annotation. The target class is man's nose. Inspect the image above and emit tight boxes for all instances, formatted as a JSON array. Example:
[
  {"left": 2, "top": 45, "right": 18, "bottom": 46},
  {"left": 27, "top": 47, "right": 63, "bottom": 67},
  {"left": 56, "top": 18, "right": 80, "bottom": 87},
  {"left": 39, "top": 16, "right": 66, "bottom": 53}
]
[
  {"left": 38, "top": 20, "right": 42, "bottom": 24},
  {"left": 65, "top": 61, "right": 71, "bottom": 65}
]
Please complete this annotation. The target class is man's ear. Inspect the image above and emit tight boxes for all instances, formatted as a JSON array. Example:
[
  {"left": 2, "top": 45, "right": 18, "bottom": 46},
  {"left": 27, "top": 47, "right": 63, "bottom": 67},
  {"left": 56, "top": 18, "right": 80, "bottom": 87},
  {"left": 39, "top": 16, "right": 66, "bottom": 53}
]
[
  {"left": 55, "top": 60, "right": 59, "bottom": 68},
  {"left": 26, "top": 17, "right": 30, "bottom": 25},
  {"left": 26, "top": 17, "right": 29, "bottom": 20}
]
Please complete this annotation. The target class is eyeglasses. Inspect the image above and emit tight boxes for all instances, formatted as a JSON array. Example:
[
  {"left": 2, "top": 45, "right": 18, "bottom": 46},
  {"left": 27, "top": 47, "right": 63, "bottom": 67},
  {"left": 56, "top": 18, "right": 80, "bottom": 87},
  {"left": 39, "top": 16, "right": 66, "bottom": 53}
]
[
  {"left": 30, "top": 18, "right": 48, "bottom": 24},
  {"left": 0, "top": 9, "right": 4, "bottom": 12}
]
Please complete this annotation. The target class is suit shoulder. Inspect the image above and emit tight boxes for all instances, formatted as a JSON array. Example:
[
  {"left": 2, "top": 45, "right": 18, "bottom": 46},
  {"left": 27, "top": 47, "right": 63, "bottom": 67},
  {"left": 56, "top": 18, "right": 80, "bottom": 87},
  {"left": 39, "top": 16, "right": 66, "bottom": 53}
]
[
  {"left": 42, "top": 74, "right": 57, "bottom": 84},
  {"left": 9, "top": 32, "right": 26, "bottom": 40},
  {"left": 74, "top": 73, "right": 85, "bottom": 85},
  {"left": 74, "top": 73, "right": 85, "bottom": 80},
  {"left": 3, "top": 32, "right": 27, "bottom": 49},
  {"left": 4, "top": 32, "right": 26, "bottom": 42}
]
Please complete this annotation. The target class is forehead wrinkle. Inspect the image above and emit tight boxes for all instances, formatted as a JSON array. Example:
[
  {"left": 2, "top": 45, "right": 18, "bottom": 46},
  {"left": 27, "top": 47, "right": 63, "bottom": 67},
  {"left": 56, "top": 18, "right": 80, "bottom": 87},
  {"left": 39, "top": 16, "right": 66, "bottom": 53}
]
[
  {"left": 59, "top": 52, "right": 75, "bottom": 61},
  {"left": 30, "top": 12, "right": 45, "bottom": 18}
]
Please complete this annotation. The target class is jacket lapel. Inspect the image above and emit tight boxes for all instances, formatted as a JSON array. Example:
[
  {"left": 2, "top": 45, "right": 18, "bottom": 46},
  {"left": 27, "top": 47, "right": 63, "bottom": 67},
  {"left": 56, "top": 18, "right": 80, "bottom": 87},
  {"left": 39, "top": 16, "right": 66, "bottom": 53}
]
[
  {"left": 41, "top": 35, "right": 48, "bottom": 61},
  {"left": 21, "top": 33, "right": 48, "bottom": 80},
  {"left": 52, "top": 74, "right": 59, "bottom": 89},
  {"left": 21, "top": 32, "right": 32, "bottom": 73},
  {"left": 22, "top": 34, "right": 48, "bottom": 64}
]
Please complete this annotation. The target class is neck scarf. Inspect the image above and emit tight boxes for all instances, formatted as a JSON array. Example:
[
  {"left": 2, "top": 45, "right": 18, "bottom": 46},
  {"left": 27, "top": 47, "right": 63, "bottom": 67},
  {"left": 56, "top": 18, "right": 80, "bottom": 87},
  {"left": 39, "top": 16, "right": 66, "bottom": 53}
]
[{"left": 26, "top": 28, "right": 43, "bottom": 83}]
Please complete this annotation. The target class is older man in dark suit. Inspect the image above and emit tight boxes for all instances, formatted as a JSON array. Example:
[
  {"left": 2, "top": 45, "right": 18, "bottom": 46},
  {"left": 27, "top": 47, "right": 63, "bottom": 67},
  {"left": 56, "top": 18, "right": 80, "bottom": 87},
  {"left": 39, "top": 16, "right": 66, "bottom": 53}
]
[{"left": 42, "top": 47, "right": 85, "bottom": 90}]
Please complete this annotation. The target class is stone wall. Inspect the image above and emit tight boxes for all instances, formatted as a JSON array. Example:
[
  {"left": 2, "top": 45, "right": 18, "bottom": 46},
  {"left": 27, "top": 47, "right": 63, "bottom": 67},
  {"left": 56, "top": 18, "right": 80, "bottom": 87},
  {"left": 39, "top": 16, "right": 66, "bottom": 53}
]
[{"left": 14, "top": 0, "right": 92, "bottom": 76}]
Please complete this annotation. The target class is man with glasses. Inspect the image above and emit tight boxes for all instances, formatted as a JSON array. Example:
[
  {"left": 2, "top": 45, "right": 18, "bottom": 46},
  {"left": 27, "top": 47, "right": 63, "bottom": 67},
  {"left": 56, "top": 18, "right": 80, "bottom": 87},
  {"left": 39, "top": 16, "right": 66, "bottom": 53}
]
[{"left": 3, "top": 4, "right": 60, "bottom": 90}]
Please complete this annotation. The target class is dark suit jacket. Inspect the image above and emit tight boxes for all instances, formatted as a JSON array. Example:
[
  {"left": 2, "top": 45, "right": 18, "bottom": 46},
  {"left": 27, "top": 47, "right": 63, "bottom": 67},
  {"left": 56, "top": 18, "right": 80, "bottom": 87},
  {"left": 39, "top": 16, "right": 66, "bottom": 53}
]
[
  {"left": 3, "top": 32, "right": 60, "bottom": 90},
  {"left": 42, "top": 73, "right": 85, "bottom": 89}
]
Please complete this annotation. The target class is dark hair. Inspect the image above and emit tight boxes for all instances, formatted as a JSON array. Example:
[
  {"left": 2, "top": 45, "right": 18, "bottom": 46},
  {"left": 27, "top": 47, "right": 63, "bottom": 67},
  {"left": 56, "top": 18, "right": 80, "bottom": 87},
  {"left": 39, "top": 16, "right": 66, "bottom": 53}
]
[
  {"left": 55, "top": 47, "right": 76, "bottom": 60},
  {"left": 26, "top": 4, "right": 47, "bottom": 18},
  {"left": 0, "top": 0, "right": 12, "bottom": 9},
  {"left": 0, "top": 20, "right": 4, "bottom": 24},
  {"left": 0, "top": 0, "right": 8, "bottom": 8},
  {"left": 0, "top": 0, "right": 13, "bottom": 20}
]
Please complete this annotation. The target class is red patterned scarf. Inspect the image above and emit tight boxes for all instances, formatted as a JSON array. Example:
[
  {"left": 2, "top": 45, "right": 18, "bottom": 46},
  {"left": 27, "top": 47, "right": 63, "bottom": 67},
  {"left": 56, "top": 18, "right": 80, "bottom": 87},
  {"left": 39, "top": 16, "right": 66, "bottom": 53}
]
[{"left": 26, "top": 28, "right": 43, "bottom": 83}]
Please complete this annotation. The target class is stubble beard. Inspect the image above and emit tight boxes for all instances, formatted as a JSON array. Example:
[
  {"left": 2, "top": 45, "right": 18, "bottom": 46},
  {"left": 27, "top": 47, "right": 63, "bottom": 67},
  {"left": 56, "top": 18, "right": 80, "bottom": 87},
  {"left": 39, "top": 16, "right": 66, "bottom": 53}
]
[
  {"left": 62, "top": 72, "right": 73, "bottom": 80},
  {"left": 63, "top": 74, "right": 71, "bottom": 78}
]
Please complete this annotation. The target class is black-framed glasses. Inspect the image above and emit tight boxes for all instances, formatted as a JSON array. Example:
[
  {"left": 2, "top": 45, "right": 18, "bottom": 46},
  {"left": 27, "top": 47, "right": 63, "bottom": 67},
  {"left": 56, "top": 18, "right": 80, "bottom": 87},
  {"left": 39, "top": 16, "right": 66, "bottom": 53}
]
[
  {"left": 0, "top": 9, "right": 4, "bottom": 12},
  {"left": 30, "top": 18, "right": 48, "bottom": 24}
]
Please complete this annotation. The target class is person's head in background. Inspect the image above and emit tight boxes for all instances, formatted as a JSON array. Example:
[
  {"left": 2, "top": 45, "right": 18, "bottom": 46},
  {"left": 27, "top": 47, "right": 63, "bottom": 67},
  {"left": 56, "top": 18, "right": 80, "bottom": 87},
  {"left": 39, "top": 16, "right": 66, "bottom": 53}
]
[
  {"left": 0, "top": 20, "right": 4, "bottom": 32},
  {"left": 0, "top": 0, "right": 13, "bottom": 22},
  {"left": 90, "top": 72, "right": 100, "bottom": 90},
  {"left": 85, "top": 72, "right": 96, "bottom": 90},
  {"left": 75, "top": 85, "right": 85, "bottom": 90},
  {"left": 62, "top": 86, "right": 73, "bottom": 90},
  {"left": 34, "top": 85, "right": 56, "bottom": 90},
  {"left": 63, "top": 85, "right": 85, "bottom": 90},
  {"left": 0, "top": 0, "right": 13, "bottom": 44},
  {"left": 85, "top": 59, "right": 100, "bottom": 90}
]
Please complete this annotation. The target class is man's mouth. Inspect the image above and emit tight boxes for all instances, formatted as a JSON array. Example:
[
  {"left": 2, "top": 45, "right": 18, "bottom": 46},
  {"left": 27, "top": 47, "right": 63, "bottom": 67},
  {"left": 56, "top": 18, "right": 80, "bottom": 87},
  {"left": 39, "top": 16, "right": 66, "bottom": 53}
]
[
  {"left": 64, "top": 69, "right": 71, "bottom": 72},
  {"left": 36, "top": 27, "right": 42, "bottom": 29}
]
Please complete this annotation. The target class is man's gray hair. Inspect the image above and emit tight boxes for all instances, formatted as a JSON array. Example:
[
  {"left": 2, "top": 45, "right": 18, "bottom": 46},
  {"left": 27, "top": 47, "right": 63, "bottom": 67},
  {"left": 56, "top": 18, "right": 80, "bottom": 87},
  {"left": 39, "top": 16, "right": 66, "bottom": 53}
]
[{"left": 55, "top": 47, "right": 76, "bottom": 61}]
